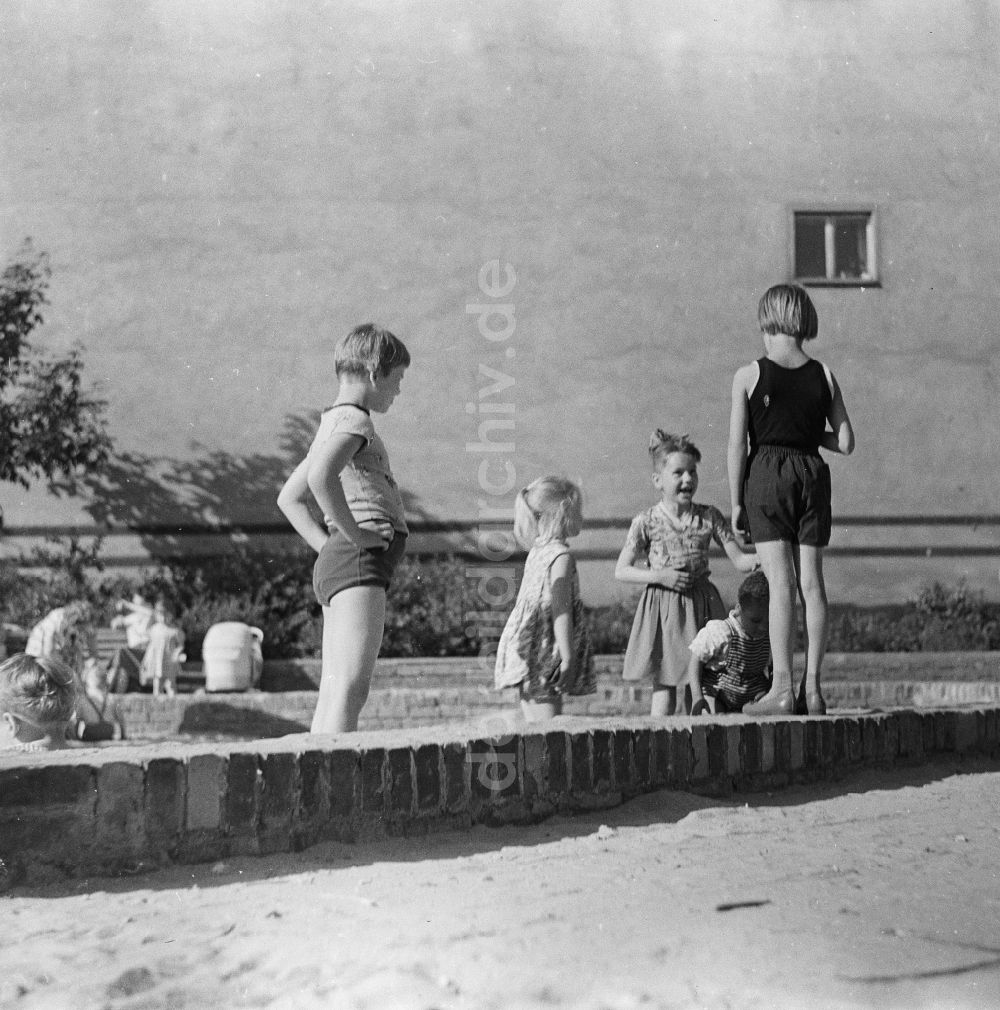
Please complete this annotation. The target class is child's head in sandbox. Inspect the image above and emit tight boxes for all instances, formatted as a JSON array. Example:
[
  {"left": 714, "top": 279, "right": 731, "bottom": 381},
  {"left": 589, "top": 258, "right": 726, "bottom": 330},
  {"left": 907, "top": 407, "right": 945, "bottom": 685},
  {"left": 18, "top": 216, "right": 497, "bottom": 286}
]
[
  {"left": 735, "top": 570, "right": 770, "bottom": 639},
  {"left": 0, "top": 653, "right": 77, "bottom": 750}
]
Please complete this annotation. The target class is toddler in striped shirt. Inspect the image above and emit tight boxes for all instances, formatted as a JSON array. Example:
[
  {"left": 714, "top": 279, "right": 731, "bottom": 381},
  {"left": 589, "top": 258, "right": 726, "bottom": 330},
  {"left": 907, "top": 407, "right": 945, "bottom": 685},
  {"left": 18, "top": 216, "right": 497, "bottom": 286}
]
[{"left": 688, "top": 571, "right": 772, "bottom": 714}]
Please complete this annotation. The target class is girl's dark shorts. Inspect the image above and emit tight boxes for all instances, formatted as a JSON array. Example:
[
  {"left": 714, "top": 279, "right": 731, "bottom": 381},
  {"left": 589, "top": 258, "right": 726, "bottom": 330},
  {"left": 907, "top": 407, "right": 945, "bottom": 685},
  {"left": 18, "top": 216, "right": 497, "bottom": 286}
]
[
  {"left": 744, "top": 444, "right": 831, "bottom": 547},
  {"left": 312, "top": 529, "right": 407, "bottom": 606}
]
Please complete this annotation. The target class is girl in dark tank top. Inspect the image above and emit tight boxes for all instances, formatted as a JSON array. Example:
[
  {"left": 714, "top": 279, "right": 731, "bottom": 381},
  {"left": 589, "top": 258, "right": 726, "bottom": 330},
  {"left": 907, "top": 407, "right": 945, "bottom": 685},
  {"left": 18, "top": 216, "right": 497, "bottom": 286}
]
[
  {"left": 728, "top": 284, "right": 855, "bottom": 718},
  {"left": 748, "top": 357, "right": 833, "bottom": 454}
]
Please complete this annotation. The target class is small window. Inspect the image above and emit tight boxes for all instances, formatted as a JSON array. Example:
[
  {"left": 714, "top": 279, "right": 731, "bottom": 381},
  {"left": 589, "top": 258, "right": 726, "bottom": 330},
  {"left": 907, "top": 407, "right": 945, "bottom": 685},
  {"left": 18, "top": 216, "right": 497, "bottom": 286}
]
[{"left": 792, "top": 209, "right": 878, "bottom": 286}]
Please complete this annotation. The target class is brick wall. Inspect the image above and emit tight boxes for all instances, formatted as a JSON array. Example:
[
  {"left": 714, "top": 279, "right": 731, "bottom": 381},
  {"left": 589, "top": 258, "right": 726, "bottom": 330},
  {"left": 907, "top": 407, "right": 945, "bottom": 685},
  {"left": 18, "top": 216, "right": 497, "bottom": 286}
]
[
  {"left": 264, "top": 652, "right": 1000, "bottom": 692},
  {"left": 1, "top": 707, "right": 998, "bottom": 887},
  {"left": 102, "top": 653, "right": 1000, "bottom": 740}
]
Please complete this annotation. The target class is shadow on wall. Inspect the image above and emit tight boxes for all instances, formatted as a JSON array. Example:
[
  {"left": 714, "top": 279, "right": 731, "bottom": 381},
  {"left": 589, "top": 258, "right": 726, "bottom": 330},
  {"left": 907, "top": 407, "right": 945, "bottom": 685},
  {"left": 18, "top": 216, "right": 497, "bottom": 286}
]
[
  {"left": 178, "top": 702, "right": 309, "bottom": 738},
  {"left": 54, "top": 410, "right": 438, "bottom": 562}
]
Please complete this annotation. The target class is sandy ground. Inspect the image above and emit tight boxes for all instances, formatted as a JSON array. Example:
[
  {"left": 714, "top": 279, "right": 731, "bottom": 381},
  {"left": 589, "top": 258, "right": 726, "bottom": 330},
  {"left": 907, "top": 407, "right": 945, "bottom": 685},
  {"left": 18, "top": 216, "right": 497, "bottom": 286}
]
[{"left": 2, "top": 760, "right": 999, "bottom": 1010}]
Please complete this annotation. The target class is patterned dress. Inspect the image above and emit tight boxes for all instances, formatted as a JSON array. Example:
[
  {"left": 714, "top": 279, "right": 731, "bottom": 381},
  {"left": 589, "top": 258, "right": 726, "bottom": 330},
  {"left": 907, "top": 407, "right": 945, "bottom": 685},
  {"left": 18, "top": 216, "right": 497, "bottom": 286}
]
[
  {"left": 495, "top": 539, "right": 595, "bottom": 698},
  {"left": 621, "top": 502, "right": 732, "bottom": 686}
]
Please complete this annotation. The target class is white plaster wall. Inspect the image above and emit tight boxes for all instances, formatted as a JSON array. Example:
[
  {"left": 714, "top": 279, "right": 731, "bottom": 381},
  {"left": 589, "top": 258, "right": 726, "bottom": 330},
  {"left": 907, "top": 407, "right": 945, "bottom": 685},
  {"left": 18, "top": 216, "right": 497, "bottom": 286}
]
[{"left": 1, "top": 0, "right": 998, "bottom": 598}]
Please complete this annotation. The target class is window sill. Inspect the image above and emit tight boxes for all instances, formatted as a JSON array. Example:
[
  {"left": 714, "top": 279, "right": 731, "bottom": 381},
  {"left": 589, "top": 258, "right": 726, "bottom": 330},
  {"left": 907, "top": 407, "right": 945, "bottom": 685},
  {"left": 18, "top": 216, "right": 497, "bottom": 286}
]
[{"left": 794, "top": 278, "right": 882, "bottom": 289}]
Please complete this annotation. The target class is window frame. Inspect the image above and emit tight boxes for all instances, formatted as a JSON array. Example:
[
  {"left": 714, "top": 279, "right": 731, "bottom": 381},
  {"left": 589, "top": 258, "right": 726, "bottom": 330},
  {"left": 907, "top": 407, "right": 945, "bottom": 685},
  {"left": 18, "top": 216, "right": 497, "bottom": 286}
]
[{"left": 789, "top": 206, "right": 880, "bottom": 288}]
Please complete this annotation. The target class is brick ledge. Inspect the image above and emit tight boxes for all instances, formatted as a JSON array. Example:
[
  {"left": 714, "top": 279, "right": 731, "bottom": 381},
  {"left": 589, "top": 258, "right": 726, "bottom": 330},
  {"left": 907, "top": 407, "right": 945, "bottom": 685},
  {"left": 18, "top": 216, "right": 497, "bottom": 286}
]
[
  {"left": 1, "top": 707, "right": 998, "bottom": 887},
  {"left": 262, "top": 652, "right": 1000, "bottom": 690}
]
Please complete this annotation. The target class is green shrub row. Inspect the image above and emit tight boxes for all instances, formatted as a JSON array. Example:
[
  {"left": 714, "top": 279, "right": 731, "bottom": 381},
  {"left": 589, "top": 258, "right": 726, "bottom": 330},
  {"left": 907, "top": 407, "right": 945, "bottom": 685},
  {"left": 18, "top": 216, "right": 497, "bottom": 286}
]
[
  {"left": 1, "top": 546, "right": 493, "bottom": 660},
  {"left": 3, "top": 541, "right": 999, "bottom": 658},
  {"left": 587, "top": 581, "right": 1000, "bottom": 653}
]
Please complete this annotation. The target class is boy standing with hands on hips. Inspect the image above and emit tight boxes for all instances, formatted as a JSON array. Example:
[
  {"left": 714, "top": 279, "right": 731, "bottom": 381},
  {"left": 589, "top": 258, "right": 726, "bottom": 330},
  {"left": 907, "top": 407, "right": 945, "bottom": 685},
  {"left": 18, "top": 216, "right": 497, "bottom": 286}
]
[
  {"left": 728, "top": 284, "right": 855, "bottom": 716},
  {"left": 278, "top": 324, "right": 410, "bottom": 733}
]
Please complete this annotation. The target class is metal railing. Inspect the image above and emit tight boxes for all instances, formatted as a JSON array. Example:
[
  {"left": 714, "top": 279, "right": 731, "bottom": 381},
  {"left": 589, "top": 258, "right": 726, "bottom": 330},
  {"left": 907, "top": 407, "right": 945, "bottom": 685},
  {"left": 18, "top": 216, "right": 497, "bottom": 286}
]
[{"left": 2, "top": 516, "right": 998, "bottom": 568}]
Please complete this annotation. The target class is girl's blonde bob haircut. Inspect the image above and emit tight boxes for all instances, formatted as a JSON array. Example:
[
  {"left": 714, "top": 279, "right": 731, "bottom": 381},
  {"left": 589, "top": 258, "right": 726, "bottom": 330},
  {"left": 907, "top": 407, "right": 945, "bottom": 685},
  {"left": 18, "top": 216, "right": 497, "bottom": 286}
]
[
  {"left": 334, "top": 323, "right": 411, "bottom": 378},
  {"left": 757, "top": 283, "right": 819, "bottom": 341},
  {"left": 0, "top": 653, "right": 77, "bottom": 726},
  {"left": 513, "top": 476, "right": 583, "bottom": 550}
]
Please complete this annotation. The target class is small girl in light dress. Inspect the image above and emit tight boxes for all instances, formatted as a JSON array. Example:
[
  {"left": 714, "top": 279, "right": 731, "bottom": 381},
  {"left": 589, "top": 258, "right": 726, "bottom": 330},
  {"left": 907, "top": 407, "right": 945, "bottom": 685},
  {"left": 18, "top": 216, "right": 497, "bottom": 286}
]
[
  {"left": 140, "top": 601, "right": 185, "bottom": 697},
  {"left": 615, "top": 431, "right": 760, "bottom": 716},
  {"left": 495, "top": 477, "right": 595, "bottom": 722}
]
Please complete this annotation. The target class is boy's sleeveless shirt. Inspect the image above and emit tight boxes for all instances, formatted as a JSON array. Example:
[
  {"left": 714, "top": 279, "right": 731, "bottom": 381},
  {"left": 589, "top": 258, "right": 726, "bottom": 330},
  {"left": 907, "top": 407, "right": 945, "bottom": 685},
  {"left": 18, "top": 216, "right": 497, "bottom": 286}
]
[
  {"left": 308, "top": 404, "right": 408, "bottom": 534},
  {"left": 748, "top": 357, "right": 832, "bottom": 454}
]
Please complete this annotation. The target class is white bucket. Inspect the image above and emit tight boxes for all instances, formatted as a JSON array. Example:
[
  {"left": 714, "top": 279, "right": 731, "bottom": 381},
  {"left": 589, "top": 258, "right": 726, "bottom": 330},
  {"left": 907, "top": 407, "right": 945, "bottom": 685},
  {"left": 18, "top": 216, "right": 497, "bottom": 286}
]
[{"left": 202, "top": 622, "right": 264, "bottom": 692}]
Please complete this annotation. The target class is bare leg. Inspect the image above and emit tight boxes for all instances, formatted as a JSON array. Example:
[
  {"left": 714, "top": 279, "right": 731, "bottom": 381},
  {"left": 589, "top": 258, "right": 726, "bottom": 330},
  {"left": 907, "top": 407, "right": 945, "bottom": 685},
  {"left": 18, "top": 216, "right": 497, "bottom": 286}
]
[
  {"left": 650, "top": 686, "right": 677, "bottom": 716},
  {"left": 797, "top": 545, "right": 828, "bottom": 713},
  {"left": 742, "top": 539, "right": 796, "bottom": 715},
  {"left": 520, "top": 690, "right": 562, "bottom": 722},
  {"left": 311, "top": 586, "right": 386, "bottom": 734}
]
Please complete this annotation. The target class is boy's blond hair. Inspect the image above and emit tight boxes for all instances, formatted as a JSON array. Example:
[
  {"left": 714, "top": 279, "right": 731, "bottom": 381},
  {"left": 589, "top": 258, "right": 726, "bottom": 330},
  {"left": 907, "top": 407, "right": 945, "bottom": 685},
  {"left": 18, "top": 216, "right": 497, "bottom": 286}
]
[
  {"left": 334, "top": 323, "right": 411, "bottom": 378},
  {"left": 0, "top": 653, "right": 77, "bottom": 726}
]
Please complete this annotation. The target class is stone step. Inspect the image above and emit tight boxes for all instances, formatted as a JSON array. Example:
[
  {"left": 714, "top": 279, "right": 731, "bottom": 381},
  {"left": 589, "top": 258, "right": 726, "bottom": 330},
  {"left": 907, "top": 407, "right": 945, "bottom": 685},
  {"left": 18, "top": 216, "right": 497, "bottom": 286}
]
[{"left": 104, "top": 678, "right": 1000, "bottom": 741}]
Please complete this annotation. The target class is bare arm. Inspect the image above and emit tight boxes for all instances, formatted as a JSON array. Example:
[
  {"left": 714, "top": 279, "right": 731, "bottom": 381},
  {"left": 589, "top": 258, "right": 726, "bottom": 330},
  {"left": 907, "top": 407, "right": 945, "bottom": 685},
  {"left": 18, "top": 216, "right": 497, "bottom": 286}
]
[
  {"left": 687, "top": 650, "right": 706, "bottom": 706},
  {"left": 688, "top": 622, "right": 730, "bottom": 707},
  {"left": 727, "top": 365, "right": 754, "bottom": 540},
  {"left": 614, "top": 541, "right": 694, "bottom": 593},
  {"left": 820, "top": 368, "right": 855, "bottom": 456},
  {"left": 614, "top": 515, "right": 695, "bottom": 591},
  {"left": 722, "top": 538, "right": 759, "bottom": 573},
  {"left": 548, "top": 552, "right": 575, "bottom": 690},
  {"left": 277, "top": 458, "right": 329, "bottom": 554},
  {"left": 306, "top": 431, "right": 391, "bottom": 549}
]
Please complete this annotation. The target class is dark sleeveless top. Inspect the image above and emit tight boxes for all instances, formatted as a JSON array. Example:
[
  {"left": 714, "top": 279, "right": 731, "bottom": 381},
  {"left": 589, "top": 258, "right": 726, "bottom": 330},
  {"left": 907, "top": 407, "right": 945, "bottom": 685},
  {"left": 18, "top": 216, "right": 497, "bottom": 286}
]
[{"left": 748, "top": 357, "right": 831, "bottom": 454}]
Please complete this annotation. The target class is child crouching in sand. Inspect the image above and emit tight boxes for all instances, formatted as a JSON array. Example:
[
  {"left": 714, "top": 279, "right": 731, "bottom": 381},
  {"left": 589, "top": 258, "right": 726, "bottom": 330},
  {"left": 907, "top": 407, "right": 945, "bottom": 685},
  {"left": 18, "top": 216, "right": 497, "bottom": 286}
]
[{"left": 689, "top": 571, "right": 772, "bottom": 714}]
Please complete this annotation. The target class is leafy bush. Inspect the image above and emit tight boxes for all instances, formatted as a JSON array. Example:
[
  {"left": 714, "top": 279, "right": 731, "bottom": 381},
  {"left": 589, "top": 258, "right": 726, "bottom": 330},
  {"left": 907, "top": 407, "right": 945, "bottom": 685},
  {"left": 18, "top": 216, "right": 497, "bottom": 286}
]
[
  {"left": 588, "top": 581, "right": 1000, "bottom": 655},
  {"left": 827, "top": 582, "right": 1000, "bottom": 652},
  {"left": 135, "top": 548, "right": 322, "bottom": 661},
  {"left": 0, "top": 535, "right": 106, "bottom": 633},
  {"left": 825, "top": 605, "right": 918, "bottom": 652},
  {"left": 0, "top": 241, "right": 111, "bottom": 489},
  {"left": 0, "top": 542, "right": 323, "bottom": 660},
  {"left": 157, "top": 573, "right": 318, "bottom": 662},
  {"left": 585, "top": 599, "right": 636, "bottom": 654},
  {"left": 4, "top": 540, "right": 1000, "bottom": 659},
  {"left": 383, "top": 556, "right": 488, "bottom": 657},
  {"left": 1, "top": 548, "right": 501, "bottom": 660}
]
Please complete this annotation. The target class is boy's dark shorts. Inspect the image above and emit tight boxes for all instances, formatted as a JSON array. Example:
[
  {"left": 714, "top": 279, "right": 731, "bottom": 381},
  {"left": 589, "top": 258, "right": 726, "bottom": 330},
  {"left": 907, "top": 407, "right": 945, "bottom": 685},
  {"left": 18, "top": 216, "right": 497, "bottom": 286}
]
[
  {"left": 744, "top": 444, "right": 831, "bottom": 547},
  {"left": 312, "top": 528, "right": 407, "bottom": 606}
]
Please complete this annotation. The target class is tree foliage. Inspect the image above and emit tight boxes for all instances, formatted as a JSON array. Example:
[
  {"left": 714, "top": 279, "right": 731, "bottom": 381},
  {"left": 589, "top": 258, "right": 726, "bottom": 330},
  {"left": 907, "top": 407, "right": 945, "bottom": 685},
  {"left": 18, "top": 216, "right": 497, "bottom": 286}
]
[{"left": 0, "top": 241, "right": 110, "bottom": 490}]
